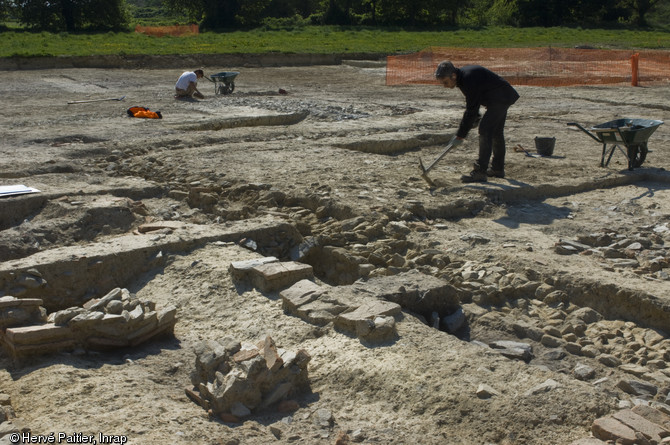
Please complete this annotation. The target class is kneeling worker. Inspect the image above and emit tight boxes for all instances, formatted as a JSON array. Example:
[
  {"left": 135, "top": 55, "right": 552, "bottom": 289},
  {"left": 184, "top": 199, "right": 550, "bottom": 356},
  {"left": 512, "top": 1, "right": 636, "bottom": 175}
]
[
  {"left": 435, "top": 61, "right": 519, "bottom": 183},
  {"left": 175, "top": 69, "right": 205, "bottom": 99}
]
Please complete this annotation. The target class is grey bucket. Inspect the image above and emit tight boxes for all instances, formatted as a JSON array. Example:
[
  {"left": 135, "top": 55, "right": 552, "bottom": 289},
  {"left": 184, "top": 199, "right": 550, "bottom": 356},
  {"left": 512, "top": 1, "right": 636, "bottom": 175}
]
[{"left": 534, "top": 137, "right": 556, "bottom": 156}]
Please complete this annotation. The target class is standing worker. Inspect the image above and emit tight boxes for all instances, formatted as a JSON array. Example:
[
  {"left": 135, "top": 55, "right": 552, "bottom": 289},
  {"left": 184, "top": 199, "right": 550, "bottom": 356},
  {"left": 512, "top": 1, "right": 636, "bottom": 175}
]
[
  {"left": 435, "top": 61, "right": 519, "bottom": 183},
  {"left": 175, "top": 69, "right": 205, "bottom": 99}
]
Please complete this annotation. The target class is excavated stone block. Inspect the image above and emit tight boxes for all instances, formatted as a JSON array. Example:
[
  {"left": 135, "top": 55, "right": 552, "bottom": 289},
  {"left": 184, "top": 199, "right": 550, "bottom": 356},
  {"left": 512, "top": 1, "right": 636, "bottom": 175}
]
[
  {"left": 85, "top": 336, "right": 130, "bottom": 349},
  {"left": 336, "top": 300, "right": 401, "bottom": 335},
  {"left": 0, "top": 297, "right": 43, "bottom": 309},
  {"left": 1, "top": 338, "right": 76, "bottom": 360},
  {"left": 229, "top": 257, "right": 278, "bottom": 281},
  {"left": 125, "top": 312, "right": 159, "bottom": 342},
  {"left": 157, "top": 305, "right": 177, "bottom": 325},
  {"left": 0, "top": 296, "right": 47, "bottom": 329},
  {"left": 4, "top": 324, "right": 73, "bottom": 345},
  {"left": 349, "top": 269, "right": 460, "bottom": 315},
  {"left": 612, "top": 409, "right": 669, "bottom": 443},
  {"left": 592, "top": 416, "right": 638, "bottom": 444},
  {"left": 632, "top": 405, "right": 670, "bottom": 431},
  {"left": 251, "top": 261, "right": 313, "bottom": 293},
  {"left": 280, "top": 279, "right": 327, "bottom": 313}
]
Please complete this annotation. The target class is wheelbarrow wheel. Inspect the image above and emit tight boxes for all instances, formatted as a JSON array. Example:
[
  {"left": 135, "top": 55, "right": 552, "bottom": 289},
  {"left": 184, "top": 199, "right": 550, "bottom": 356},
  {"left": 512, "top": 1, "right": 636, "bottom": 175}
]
[
  {"left": 217, "top": 83, "right": 234, "bottom": 95},
  {"left": 627, "top": 143, "right": 648, "bottom": 170}
]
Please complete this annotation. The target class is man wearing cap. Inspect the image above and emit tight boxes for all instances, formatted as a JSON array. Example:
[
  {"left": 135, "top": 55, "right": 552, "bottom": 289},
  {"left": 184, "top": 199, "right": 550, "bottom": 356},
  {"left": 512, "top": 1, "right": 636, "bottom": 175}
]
[
  {"left": 175, "top": 69, "right": 205, "bottom": 99},
  {"left": 435, "top": 61, "right": 519, "bottom": 183}
]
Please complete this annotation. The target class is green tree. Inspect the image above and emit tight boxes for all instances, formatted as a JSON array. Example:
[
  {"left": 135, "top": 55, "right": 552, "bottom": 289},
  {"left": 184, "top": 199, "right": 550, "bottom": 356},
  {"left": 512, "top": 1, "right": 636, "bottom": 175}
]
[
  {"left": 83, "top": 0, "right": 130, "bottom": 30},
  {"left": 14, "top": 0, "right": 128, "bottom": 31},
  {"left": 488, "top": 0, "right": 519, "bottom": 25},
  {"left": 321, "top": 0, "right": 354, "bottom": 24},
  {"left": 458, "top": 0, "right": 492, "bottom": 26},
  {"left": 264, "top": 0, "right": 320, "bottom": 19},
  {"left": 0, "top": 0, "right": 11, "bottom": 22},
  {"left": 163, "top": 0, "right": 231, "bottom": 28},
  {"left": 164, "top": 0, "right": 279, "bottom": 28},
  {"left": 625, "top": 0, "right": 658, "bottom": 25}
]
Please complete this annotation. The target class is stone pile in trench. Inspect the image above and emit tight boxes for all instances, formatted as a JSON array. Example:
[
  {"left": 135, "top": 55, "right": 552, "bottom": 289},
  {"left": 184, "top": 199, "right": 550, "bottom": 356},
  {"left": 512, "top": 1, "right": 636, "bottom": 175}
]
[
  {"left": 186, "top": 335, "right": 311, "bottom": 422},
  {"left": 230, "top": 256, "right": 458, "bottom": 343},
  {"left": 445, "top": 260, "right": 670, "bottom": 402},
  {"left": 554, "top": 222, "right": 670, "bottom": 281},
  {"left": 0, "top": 288, "right": 176, "bottom": 362}
]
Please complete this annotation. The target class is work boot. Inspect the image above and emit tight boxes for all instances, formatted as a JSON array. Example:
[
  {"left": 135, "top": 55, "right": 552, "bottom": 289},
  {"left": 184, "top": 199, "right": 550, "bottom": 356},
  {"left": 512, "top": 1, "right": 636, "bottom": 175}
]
[
  {"left": 486, "top": 168, "right": 505, "bottom": 178},
  {"left": 460, "top": 169, "right": 487, "bottom": 183}
]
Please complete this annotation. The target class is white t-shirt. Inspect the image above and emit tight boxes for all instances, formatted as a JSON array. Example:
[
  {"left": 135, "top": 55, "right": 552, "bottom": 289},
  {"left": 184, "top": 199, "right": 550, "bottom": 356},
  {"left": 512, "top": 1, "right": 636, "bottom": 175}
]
[{"left": 175, "top": 71, "right": 197, "bottom": 90}]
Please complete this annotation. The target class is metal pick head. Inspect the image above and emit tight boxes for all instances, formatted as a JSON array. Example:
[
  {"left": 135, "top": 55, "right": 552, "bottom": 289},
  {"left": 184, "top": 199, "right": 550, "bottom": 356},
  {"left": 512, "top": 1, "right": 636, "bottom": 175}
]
[{"left": 419, "top": 157, "right": 427, "bottom": 174}]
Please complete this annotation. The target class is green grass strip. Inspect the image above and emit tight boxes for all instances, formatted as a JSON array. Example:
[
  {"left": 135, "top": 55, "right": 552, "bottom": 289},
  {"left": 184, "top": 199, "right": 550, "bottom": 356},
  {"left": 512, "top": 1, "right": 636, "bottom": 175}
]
[{"left": 2, "top": 26, "right": 670, "bottom": 58}]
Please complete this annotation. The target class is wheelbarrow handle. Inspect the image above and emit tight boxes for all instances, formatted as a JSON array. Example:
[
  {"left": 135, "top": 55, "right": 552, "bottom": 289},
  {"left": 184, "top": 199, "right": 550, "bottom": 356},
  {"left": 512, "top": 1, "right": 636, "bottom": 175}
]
[{"left": 567, "top": 122, "right": 602, "bottom": 143}]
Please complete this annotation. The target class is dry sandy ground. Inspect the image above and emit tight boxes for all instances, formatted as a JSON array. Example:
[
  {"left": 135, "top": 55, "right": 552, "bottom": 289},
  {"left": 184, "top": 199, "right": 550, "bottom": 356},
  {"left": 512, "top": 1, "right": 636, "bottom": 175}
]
[{"left": 0, "top": 56, "right": 669, "bottom": 445}]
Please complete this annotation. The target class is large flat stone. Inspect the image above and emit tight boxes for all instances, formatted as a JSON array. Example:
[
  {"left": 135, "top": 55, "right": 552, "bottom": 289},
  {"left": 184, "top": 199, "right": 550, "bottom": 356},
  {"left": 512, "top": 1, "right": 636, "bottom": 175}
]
[
  {"left": 295, "top": 300, "right": 347, "bottom": 326},
  {"left": 1, "top": 338, "right": 76, "bottom": 360},
  {"left": 632, "top": 405, "right": 670, "bottom": 430},
  {"left": 592, "top": 416, "right": 638, "bottom": 444},
  {"left": 336, "top": 300, "right": 401, "bottom": 332},
  {"left": 280, "top": 280, "right": 328, "bottom": 312},
  {"left": 0, "top": 297, "right": 44, "bottom": 308},
  {"left": 251, "top": 261, "right": 313, "bottom": 293},
  {"left": 4, "top": 324, "right": 73, "bottom": 345},
  {"left": 612, "top": 409, "right": 669, "bottom": 443},
  {"left": 229, "top": 256, "right": 279, "bottom": 281},
  {"left": 348, "top": 270, "right": 460, "bottom": 314}
]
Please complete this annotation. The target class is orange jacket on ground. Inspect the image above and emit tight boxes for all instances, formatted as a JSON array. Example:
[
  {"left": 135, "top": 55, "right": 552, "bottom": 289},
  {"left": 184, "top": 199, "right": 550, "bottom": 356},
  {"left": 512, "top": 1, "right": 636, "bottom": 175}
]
[{"left": 127, "top": 106, "right": 162, "bottom": 119}]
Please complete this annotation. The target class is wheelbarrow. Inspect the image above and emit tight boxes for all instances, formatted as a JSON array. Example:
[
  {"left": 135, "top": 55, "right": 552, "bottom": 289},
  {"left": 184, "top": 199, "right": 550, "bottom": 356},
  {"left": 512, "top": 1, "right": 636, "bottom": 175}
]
[
  {"left": 205, "top": 71, "right": 239, "bottom": 95},
  {"left": 568, "top": 118, "right": 663, "bottom": 170}
]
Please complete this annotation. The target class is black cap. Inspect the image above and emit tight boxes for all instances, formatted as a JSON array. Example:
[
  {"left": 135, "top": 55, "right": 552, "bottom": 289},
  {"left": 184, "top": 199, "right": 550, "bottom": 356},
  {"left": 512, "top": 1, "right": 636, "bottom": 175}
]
[{"left": 435, "top": 61, "right": 457, "bottom": 79}]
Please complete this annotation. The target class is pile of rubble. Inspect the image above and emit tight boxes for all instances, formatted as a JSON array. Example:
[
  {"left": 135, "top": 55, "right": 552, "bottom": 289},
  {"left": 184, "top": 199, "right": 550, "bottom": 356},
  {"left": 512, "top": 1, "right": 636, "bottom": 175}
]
[
  {"left": 554, "top": 223, "right": 670, "bottom": 280},
  {"left": 186, "top": 335, "right": 311, "bottom": 422},
  {"left": 0, "top": 288, "right": 176, "bottom": 361},
  {"left": 448, "top": 261, "right": 670, "bottom": 395},
  {"left": 229, "top": 256, "right": 461, "bottom": 343}
]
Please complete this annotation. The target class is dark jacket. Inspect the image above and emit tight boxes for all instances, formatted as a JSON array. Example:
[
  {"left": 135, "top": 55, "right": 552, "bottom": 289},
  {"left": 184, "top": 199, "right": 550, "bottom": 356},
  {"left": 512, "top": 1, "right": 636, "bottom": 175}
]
[{"left": 455, "top": 65, "right": 519, "bottom": 138}]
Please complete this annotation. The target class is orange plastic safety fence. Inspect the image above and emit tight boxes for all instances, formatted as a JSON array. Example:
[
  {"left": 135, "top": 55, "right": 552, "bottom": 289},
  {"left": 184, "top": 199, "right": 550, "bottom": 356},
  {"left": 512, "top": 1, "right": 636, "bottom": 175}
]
[
  {"left": 386, "top": 47, "right": 670, "bottom": 87},
  {"left": 134, "top": 24, "right": 199, "bottom": 37}
]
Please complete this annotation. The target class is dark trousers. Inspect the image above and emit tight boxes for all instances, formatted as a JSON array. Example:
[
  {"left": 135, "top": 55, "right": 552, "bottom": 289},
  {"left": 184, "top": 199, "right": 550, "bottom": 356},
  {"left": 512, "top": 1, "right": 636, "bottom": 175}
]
[{"left": 476, "top": 104, "right": 510, "bottom": 172}]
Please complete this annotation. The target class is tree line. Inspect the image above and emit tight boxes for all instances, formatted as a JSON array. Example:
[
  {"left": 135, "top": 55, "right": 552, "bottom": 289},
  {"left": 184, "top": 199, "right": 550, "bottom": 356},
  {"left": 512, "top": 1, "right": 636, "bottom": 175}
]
[{"left": 0, "top": 0, "right": 661, "bottom": 32}]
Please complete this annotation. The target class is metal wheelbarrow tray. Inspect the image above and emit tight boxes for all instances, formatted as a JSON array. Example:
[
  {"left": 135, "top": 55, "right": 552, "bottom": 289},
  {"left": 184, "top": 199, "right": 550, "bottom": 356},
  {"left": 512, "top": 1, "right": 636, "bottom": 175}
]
[
  {"left": 568, "top": 118, "right": 663, "bottom": 170},
  {"left": 206, "top": 71, "right": 239, "bottom": 95}
]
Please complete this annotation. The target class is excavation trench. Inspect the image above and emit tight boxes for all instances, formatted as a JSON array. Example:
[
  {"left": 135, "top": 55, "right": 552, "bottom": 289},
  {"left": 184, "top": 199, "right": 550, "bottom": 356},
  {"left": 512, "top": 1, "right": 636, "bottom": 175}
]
[
  {"left": 1, "top": 178, "right": 668, "bottom": 401},
  {"left": 1, "top": 173, "right": 668, "bottom": 340}
]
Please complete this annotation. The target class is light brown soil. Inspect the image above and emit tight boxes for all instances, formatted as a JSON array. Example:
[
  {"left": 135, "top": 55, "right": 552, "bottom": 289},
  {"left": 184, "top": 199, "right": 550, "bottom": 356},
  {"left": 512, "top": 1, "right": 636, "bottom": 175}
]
[{"left": 0, "top": 56, "right": 669, "bottom": 445}]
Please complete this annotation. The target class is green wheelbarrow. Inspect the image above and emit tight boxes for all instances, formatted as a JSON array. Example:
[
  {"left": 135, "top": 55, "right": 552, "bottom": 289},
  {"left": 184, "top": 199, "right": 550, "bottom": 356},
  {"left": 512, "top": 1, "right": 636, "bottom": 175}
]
[
  {"left": 205, "top": 71, "right": 239, "bottom": 95},
  {"left": 568, "top": 118, "right": 663, "bottom": 170}
]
